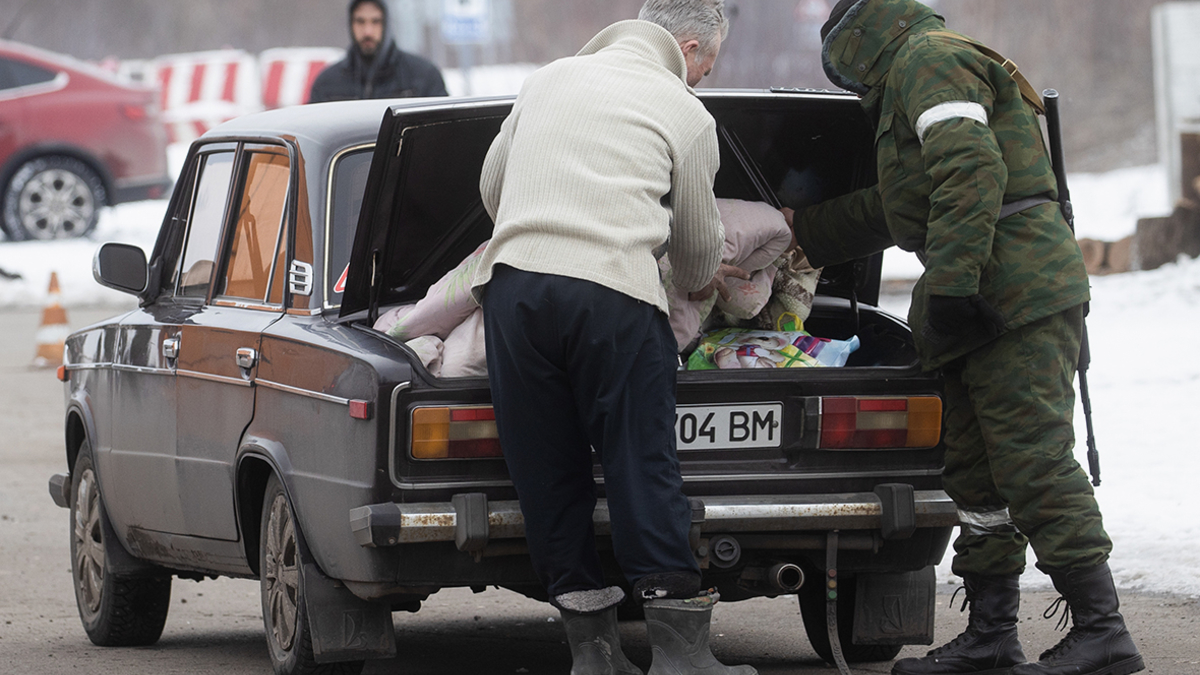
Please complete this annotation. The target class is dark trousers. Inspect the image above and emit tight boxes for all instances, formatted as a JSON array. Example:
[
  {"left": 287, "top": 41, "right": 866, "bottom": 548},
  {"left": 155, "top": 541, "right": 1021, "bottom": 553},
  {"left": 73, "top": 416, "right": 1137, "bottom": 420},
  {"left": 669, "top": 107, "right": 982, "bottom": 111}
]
[{"left": 481, "top": 265, "right": 698, "bottom": 598}]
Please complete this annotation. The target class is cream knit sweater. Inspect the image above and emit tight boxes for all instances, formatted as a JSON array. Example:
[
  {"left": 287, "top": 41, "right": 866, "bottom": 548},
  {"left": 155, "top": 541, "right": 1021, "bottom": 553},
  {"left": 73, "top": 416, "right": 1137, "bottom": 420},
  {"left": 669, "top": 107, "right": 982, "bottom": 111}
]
[{"left": 471, "top": 20, "right": 724, "bottom": 314}]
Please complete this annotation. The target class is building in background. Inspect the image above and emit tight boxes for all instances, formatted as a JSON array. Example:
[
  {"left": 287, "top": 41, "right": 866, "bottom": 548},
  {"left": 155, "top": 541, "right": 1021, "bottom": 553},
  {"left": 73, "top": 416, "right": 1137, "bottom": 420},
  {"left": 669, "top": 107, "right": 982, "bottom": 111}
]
[{"left": 1152, "top": 1, "right": 1200, "bottom": 206}]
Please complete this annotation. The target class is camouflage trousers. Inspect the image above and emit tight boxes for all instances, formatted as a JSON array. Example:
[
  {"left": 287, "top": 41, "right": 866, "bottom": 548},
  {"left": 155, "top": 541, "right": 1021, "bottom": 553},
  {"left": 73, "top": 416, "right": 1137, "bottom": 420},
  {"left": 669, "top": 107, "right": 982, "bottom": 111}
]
[{"left": 941, "top": 304, "right": 1111, "bottom": 577}]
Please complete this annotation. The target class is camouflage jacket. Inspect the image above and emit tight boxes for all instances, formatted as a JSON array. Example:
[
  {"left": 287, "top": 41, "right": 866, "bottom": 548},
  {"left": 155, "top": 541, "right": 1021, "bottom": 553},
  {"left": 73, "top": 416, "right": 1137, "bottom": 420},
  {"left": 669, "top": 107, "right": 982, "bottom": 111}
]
[{"left": 795, "top": 0, "right": 1089, "bottom": 369}]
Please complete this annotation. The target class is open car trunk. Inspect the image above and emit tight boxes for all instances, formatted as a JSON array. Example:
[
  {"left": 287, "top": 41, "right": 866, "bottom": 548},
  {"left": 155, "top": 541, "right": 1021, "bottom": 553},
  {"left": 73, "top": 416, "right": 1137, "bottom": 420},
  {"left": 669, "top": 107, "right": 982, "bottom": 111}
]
[{"left": 340, "top": 90, "right": 916, "bottom": 376}]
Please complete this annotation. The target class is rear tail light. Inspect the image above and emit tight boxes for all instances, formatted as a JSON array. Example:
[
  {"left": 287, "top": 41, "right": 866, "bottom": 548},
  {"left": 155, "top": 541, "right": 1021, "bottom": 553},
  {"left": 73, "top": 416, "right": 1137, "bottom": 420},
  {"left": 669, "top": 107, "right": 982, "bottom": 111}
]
[
  {"left": 121, "top": 103, "right": 148, "bottom": 121},
  {"left": 819, "top": 396, "right": 942, "bottom": 449},
  {"left": 411, "top": 406, "right": 503, "bottom": 459}
]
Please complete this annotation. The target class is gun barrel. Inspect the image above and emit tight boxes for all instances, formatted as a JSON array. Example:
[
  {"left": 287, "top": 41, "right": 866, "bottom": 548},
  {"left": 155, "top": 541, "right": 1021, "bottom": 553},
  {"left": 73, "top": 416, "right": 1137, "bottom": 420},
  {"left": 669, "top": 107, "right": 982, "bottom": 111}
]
[{"left": 1042, "top": 89, "right": 1074, "bottom": 230}]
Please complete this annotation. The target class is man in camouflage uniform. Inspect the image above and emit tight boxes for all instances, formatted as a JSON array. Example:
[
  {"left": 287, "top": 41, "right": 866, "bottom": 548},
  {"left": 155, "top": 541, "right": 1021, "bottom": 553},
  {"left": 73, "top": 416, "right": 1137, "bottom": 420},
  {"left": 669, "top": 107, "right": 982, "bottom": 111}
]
[{"left": 784, "top": 2, "right": 1144, "bottom": 675}]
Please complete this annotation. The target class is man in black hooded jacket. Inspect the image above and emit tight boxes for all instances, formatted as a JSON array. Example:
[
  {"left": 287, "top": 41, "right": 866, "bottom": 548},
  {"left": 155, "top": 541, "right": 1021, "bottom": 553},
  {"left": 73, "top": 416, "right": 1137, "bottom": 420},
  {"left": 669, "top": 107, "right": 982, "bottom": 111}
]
[{"left": 309, "top": 0, "right": 448, "bottom": 103}]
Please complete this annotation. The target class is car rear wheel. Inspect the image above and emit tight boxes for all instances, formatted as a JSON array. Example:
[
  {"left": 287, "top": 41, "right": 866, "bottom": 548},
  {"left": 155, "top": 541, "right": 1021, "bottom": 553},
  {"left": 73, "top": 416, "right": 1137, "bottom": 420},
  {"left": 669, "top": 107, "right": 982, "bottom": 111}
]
[
  {"left": 2, "top": 155, "right": 106, "bottom": 241},
  {"left": 797, "top": 575, "right": 904, "bottom": 664},
  {"left": 260, "top": 473, "right": 364, "bottom": 675},
  {"left": 70, "top": 441, "right": 172, "bottom": 646}
]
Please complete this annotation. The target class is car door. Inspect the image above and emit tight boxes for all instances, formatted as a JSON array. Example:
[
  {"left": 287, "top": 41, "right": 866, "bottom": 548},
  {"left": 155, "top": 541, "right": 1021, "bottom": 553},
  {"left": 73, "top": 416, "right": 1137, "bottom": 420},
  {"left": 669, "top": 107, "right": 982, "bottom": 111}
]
[
  {"left": 102, "top": 145, "right": 235, "bottom": 536},
  {"left": 172, "top": 143, "right": 292, "bottom": 540}
]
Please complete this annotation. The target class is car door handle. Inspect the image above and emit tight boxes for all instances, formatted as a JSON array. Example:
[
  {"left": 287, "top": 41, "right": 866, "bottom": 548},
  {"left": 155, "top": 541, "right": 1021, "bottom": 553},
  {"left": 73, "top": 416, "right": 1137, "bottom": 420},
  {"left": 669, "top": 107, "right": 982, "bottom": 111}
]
[
  {"left": 236, "top": 347, "right": 258, "bottom": 369},
  {"left": 162, "top": 337, "right": 180, "bottom": 360}
]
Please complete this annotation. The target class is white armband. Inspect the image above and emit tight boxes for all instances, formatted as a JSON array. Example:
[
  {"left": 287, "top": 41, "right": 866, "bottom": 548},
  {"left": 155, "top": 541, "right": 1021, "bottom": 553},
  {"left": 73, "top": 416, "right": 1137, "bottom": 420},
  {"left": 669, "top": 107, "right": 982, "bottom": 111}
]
[{"left": 915, "top": 101, "right": 989, "bottom": 145}]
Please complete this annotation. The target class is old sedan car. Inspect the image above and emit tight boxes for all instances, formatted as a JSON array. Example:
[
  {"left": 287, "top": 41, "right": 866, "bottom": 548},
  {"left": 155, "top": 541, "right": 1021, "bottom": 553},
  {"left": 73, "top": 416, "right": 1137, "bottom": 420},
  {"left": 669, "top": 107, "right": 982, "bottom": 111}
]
[
  {"left": 0, "top": 40, "right": 171, "bottom": 241},
  {"left": 52, "top": 94, "right": 957, "bottom": 674}
]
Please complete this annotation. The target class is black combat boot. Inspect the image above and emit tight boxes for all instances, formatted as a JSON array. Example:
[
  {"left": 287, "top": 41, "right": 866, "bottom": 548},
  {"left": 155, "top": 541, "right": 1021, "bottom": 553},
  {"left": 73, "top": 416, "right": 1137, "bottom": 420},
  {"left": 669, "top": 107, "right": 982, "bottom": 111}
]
[
  {"left": 1010, "top": 563, "right": 1144, "bottom": 675},
  {"left": 560, "top": 605, "right": 643, "bottom": 675},
  {"left": 892, "top": 574, "right": 1026, "bottom": 675},
  {"left": 642, "top": 592, "right": 756, "bottom": 674}
]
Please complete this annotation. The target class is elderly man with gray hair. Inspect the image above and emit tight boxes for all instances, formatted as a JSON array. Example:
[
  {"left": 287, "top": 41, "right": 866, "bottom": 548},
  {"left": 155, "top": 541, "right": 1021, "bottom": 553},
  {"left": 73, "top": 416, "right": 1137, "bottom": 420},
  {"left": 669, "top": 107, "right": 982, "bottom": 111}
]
[{"left": 471, "top": 1, "right": 755, "bottom": 673}]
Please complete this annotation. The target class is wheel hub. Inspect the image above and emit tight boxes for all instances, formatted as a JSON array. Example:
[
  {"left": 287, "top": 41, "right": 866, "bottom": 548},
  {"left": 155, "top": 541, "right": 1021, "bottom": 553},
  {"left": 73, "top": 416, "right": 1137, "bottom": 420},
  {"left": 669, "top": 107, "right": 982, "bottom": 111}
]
[
  {"left": 73, "top": 469, "right": 105, "bottom": 615},
  {"left": 18, "top": 168, "right": 95, "bottom": 239},
  {"left": 264, "top": 494, "right": 300, "bottom": 651}
]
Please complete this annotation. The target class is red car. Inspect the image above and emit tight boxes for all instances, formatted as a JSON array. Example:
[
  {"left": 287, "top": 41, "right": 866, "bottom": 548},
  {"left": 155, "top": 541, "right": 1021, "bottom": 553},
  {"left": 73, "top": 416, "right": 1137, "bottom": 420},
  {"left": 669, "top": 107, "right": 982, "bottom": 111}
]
[{"left": 0, "top": 40, "right": 171, "bottom": 241}]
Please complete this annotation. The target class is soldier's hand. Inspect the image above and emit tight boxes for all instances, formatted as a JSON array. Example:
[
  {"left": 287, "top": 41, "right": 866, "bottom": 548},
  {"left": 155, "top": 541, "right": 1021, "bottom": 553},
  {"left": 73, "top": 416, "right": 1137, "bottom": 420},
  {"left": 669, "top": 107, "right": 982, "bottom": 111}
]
[
  {"left": 927, "top": 294, "right": 1006, "bottom": 338},
  {"left": 689, "top": 263, "right": 751, "bottom": 302},
  {"left": 779, "top": 207, "right": 800, "bottom": 250}
]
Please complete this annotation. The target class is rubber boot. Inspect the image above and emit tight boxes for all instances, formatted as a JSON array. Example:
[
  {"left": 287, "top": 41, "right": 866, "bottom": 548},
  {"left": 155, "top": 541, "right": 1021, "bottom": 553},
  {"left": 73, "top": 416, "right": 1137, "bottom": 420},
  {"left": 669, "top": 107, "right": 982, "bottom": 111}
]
[
  {"left": 642, "top": 593, "right": 756, "bottom": 675},
  {"left": 1010, "top": 563, "right": 1144, "bottom": 675},
  {"left": 560, "top": 605, "right": 644, "bottom": 675},
  {"left": 892, "top": 574, "right": 1026, "bottom": 675}
]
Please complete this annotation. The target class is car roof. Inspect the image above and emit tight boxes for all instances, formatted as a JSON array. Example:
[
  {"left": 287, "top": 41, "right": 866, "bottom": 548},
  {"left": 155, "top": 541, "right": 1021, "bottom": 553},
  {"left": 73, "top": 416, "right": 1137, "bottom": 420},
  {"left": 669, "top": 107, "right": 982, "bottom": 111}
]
[
  {"left": 200, "top": 100, "right": 405, "bottom": 157},
  {"left": 0, "top": 39, "right": 127, "bottom": 85},
  {"left": 203, "top": 97, "right": 518, "bottom": 157}
]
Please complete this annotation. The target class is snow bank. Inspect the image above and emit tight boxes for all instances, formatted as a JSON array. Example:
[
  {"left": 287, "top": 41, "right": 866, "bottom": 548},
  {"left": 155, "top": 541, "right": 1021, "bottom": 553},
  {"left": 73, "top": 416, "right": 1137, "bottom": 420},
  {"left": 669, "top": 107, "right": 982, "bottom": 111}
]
[
  {"left": 0, "top": 200, "right": 164, "bottom": 308},
  {"left": 1069, "top": 164, "right": 1172, "bottom": 241},
  {"left": 1071, "top": 256, "right": 1200, "bottom": 597}
]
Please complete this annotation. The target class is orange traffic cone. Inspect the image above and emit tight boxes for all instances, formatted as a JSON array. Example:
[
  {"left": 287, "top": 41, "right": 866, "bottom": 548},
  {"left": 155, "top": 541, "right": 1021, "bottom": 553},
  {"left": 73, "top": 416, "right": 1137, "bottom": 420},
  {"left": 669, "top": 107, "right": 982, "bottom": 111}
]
[{"left": 33, "top": 272, "right": 70, "bottom": 368}]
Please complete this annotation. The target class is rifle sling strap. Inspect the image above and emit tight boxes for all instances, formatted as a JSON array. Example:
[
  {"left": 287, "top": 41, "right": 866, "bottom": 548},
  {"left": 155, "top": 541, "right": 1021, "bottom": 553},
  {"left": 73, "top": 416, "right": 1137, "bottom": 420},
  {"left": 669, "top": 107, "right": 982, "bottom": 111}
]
[{"left": 923, "top": 30, "right": 1046, "bottom": 116}]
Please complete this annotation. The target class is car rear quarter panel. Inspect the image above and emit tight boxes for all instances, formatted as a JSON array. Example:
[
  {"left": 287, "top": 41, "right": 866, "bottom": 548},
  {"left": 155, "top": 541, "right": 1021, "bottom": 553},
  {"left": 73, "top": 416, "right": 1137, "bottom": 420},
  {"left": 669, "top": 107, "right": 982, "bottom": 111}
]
[{"left": 251, "top": 315, "right": 418, "bottom": 581}]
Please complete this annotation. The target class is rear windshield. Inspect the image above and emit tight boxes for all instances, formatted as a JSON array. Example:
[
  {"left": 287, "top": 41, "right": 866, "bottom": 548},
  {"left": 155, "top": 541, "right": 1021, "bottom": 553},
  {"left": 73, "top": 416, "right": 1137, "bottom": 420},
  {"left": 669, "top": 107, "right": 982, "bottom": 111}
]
[{"left": 326, "top": 147, "right": 373, "bottom": 308}]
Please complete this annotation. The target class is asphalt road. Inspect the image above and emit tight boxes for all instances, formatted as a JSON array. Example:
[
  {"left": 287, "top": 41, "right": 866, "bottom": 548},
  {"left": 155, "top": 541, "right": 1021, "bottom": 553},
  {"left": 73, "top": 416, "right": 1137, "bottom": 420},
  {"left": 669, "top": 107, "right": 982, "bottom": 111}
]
[{"left": 1, "top": 305, "right": 1197, "bottom": 674}]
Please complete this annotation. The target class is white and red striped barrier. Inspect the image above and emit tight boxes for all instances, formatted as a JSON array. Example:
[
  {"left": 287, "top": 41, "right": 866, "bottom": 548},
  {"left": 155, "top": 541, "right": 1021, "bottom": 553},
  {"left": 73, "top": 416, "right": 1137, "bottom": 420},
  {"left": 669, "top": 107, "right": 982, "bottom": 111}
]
[
  {"left": 259, "top": 47, "right": 344, "bottom": 109},
  {"left": 155, "top": 49, "right": 261, "bottom": 144},
  {"left": 108, "top": 49, "right": 536, "bottom": 146}
]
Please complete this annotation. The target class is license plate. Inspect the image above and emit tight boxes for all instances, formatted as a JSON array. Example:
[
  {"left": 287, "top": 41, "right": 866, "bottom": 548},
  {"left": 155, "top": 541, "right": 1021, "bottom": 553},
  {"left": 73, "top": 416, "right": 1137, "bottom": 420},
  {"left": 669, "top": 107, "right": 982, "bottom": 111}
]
[{"left": 675, "top": 403, "right": 783, "bottom": 450}]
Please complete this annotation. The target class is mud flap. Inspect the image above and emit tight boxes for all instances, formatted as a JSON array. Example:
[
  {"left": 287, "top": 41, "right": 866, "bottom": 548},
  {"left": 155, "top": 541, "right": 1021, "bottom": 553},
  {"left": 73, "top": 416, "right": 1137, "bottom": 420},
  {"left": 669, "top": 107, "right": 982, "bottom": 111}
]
[
  {"left": 851, "top": 565, "right": 936, "bottom": 646},
  {"left": 302, "top": 561, "right": 397, "bottom": 663}
]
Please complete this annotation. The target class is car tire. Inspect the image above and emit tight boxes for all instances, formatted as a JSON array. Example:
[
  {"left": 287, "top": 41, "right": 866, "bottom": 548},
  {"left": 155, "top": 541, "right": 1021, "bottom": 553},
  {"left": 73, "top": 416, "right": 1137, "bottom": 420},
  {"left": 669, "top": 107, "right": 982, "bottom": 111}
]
[
  {"left": 69, "top": 440, "right": 172, "bottom": 646},
  {"left": 259, "top": 474, "right": 364, "bottom": 675},
  {"left": 797, "top": 575, "right": 904, "bottom": 664},
  {"left": 2, "top": 155, "right": 106, "bottom": 241}
]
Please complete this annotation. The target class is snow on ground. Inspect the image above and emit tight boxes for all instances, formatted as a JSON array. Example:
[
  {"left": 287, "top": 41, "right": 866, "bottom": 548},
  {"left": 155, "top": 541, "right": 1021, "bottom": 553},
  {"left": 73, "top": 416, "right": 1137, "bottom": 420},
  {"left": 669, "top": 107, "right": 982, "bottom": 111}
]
[
  {"left": 1080, "top": 257, "right": 1200, "bottom": 597},
  {"left": 1, "top": 156, "right": 1195, "bottom": 596},
  {"left": 0, "top": 200, "right": 167, "bottom": 308}
]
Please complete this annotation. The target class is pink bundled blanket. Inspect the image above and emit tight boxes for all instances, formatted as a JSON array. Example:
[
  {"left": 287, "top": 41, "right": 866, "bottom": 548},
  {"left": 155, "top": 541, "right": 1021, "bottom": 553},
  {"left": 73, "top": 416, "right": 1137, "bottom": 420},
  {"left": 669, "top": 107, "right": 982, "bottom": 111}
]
[
  {"left": 660, "top": 198, "right": 793, "bottom": 349},
  {"left": 372, "top": 242, "right": 489, "bottom": 378},
  {"left": 374, "top": 199, "right": 799, "bottom": 376}
]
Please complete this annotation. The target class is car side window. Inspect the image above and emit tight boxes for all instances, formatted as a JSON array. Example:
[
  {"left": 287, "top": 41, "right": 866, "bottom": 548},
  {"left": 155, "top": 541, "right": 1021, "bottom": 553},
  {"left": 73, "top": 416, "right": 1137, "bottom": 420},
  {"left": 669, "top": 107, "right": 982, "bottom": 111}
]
[
  {"left": 216, "top": 148, "right": 290, "bottom": 305},
  {"left": 177, "top": 152, "right": 235, "bottom": 298},
  {"left": 0, "top": 57, "right": 56, "bottom": 91},
  {"left": 0, "top": 59, "right": 15, "bottom": 90},
  {"left": 326, "top": 148, "right": 373, "bottom": 308},
  {"left": 7, "top": 59, "right": 56, "bottom": 88}
]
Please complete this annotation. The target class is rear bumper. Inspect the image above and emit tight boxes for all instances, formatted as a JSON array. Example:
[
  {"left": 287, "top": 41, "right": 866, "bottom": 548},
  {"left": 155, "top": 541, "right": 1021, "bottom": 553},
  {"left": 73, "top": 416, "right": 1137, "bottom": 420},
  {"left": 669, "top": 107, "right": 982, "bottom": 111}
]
[{"left": 349, "top": 490, "right": 959, "bottom": 549}]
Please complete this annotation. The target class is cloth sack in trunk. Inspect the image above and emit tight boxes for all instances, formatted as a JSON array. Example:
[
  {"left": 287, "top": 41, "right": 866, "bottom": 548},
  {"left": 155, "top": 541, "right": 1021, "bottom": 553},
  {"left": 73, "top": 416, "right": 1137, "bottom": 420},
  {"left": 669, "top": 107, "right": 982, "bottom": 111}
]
[
  {"left": 662, "top": 199, "right": 793, "bottom": 349},
  {"left": 753, "top": 247, "right": 822, "bottom": 333}
]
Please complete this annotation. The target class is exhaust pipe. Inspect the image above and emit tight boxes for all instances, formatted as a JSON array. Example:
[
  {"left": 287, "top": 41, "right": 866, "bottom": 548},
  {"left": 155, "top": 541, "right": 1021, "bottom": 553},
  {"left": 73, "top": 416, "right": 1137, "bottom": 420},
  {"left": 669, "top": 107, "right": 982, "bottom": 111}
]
[
  {"left": 739, "top": 562, "right": 806, "bottom": 593},
  {"left": 767, "top": 562, "right": 805, "bottom": 592}
]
